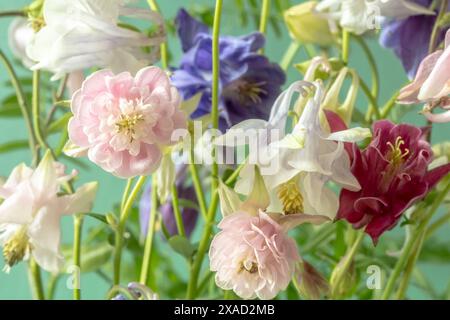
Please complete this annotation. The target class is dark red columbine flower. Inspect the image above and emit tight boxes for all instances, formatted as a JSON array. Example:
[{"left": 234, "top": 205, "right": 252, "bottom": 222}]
[{"left": 336, "top": 119, "right": 450, "bottom": 243}]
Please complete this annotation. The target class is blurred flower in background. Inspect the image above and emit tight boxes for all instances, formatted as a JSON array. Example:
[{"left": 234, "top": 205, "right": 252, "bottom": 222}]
[
  {"left": 26, "top": 0, "right": 165, "bottom": 80},
  {"left": 171, "top": 9, "right": 285, "bottom": 130},
  {"left": 380, "top": 0, "right": 448, "bottom": 80},
  {"left": 139, "top": 166, "right": 199, "bottom": 239}
]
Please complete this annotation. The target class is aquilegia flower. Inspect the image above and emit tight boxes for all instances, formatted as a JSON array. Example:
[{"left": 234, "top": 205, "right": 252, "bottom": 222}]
[
  {"left": 210, "top": 167, "right": 329, "bottom": 299},
  {"left": 380, "top": 0, "right": 448, "bottom": 79},
  {"left": 217, "top": 81, "right": 370, "bottom": 218},
  {"left": 171, "top": 9, "right": 285, "bottom": 130},
  {"left": 337, "top": 120, "right": 450, "bottom": 243},
  {"left": 398, "top": 29, "right": 450, "bottom": 123},
  {"left": 0, "top": 152, "right": 97, "bottom": 273},
  {"left": 26, "top": 0, "right": 165, "bottom": 80},
  {"left": 139, "top": 167, "right": 198, "bottom": 238},
  {"left": 316, "top": 0, "right": 433, "bottom": 35},
  {"left": 65, "top": 67, "right": 187, "bottom": 178}
]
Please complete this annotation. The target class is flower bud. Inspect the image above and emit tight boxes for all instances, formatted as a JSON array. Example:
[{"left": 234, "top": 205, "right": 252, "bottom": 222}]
[
  {"left": 295, "top": 260, "right": 329, "bottom": 300},
  {"left": 284, "top": 1, "right": 334, "bottom": 46}
]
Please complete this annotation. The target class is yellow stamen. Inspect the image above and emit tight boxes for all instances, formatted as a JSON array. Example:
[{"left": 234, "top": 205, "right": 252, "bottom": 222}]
[
  {"left": 116, "top": 113, "right": 144, "bottom": 143},
  {"left": 239, "top": 261, "right": 259, "bottom": 274},
  {"left": 277, "top": 177, "right": 304, "bottom": 215},
  {"left": 386, "top": 136, "right": 409, "bottom": 166},
  {"left": 3, "top": 227, "right": 31, "bottom": 269}
]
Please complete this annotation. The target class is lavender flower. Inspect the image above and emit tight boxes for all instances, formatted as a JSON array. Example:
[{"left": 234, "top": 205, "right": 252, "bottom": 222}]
[
  {"left": 139, "top": 167, "right": 198, "bottom": 239},
  {"left": 171, "top": 9, "right": 286, "bottom": 130}
]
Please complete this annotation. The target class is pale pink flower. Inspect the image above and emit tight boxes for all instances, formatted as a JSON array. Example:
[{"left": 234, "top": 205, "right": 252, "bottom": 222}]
[
  {"left": 398, "top": 29, "right": 450, "bottom": 123},
  {"left": 209, "top": 210, "right": 298, "bottom": 299},
  {"left": 66, "top": 67, "right": 187, "bottom": 178},
  {"left": 209, "top": 209, "right": 327, "bottom": 300}
]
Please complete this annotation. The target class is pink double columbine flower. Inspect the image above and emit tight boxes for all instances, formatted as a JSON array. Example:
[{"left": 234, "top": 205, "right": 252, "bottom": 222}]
[{"left": 66, "top": 67, "right": 187, "bottom": 178}]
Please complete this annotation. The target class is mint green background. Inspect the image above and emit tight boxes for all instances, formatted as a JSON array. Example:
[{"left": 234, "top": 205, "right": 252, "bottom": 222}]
[{"left": 0, "top": 0, "right": 449, "bottom": 299}]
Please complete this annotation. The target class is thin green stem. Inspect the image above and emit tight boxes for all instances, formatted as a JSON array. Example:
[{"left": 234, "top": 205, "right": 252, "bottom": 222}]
[
  {"left": 139, "top": 175, "right": 158, "bottom": 285},
  {"left": 73, "top": 214, "right": 83, "bottom": 300},
  {"left": 147, "top": 0, "right": 168, "bottom": 69},
  {"left": 171, "top": 183, "right": 186, "bottom": 237},
  {"left": 359, "top": 76, "right": 381, "bottom": 121},
  {"left": 187, "top": 0, "right": 223, "bottom": 299},
  {"left": 32, "top": 70, "right": 51, "bottom": 155},
  {"left": 46, "top": 274, "right": 59, "bottom": 300},
  {"left": 353, "top": 35, "right": 379, "bottom": 121},
  {"left": 0, "top": 50, "right": 37, "bottom": 161},
  {"left": 258, "top": 0, "right": 271, "bottom": 53},
  {"left": 28, "top": 259, "right": 45, "bottom": 300},
  {"left": 114, "top": 176, "right": 147, "bottom": 285},
  {"left": 381, "top": 91, "right": 400, "bottom": 119},
  {"left": 189, "top": 148, "right": 208, "bottom": 220},
  {"left": 121, "top": 178, "right": 134, "bottom": 213},
  {"left": 382, "top": 179, "right": 450, "bottom": 299},
  {"left": 0, "top": 10, "right": 25, "bottom": 18},
  {"left": 426, "top": 211, "right": 450, "bottom": 238},
  {"left": 331, "top": 231, "right": 364, "bottom": 296},
  {"left": 395, "top": 230, "right": 425, "bottom": 300},
  {"left": 341, "top": 30, "right": 350, "bottom": 64},
  {"left": 280, "top": 41, "right": 301, "bottom": 71},
  {"left": 429, "top": 0, "right": 448, "bottom": 53}
]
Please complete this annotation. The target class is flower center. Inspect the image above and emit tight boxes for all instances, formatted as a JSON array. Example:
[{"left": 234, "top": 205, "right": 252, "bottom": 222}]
[
  {"left": 3, "top": 227, "right": 31, "bottom": 271},
  {"left": 277, "top": 177, "right": 304, "bottom": 215},
  {"left": 239, "top": 260, "right": 259, "bottom": 274},
  {"left": 227, "top": 80, "right": 268, "bottom": 105},
  {"left": 115, "top": 113, "right": 144, "bottom": 143},
  {"left": 386, "top": 136, "right": 409, "bottom": 166}
]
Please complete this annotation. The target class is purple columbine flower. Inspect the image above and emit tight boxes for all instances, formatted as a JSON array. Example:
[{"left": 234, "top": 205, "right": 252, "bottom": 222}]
[
  {"left": 139, "top": 167, "right": 198, "bottom": 239},
  {"left": 380, "top": 0, "right": 448, "bottom": 79},
  {"left": 171, "top": 9, "right": 286, "bottom": 130}
]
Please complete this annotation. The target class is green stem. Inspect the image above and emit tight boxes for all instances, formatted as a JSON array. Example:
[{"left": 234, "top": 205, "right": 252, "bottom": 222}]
[
  {"left": 46, "top": 274, "right": 59, "bottom": 300},
  {"left": 139, "top": 175, "right": 158, "bottom": 285},
  {"left": 32, "top": 70, "right": 51, "bottom": 155},
  {"left": 381, "top": 91, "right": 400, "bottom": 119},
  {"left": 331, "top": 231, "right": 364, "bottom": 296},
  {"left": 189, "top": 150, "right": 208, "bottom": 220},
  {"left": 429, "top": 0, "right": 448, "bottom": 53},
  {"left": 395, "top": 230, "right": 425, "bottom": 300},
  {"left": 382, "top": 179, "right": 450, "bottom": 299},
  {"left": 359, "top": 76, "right": 381, "bottom": 121},
  {"left": 113, "top": 176, "right": 147, "bottom": 285},
  {"left": 171, "top": 183, "right": 186, "bottom": 237},
  {"left": 187, "top": 0, "right": 223, "bottom": 299},
  {"left": 73, "top": 214, "right": 83, "bottom": 300},
  {"left": 425, "top": 211, "right": 450, "bottom": 238},
  {"left": 353, "top": 35, "right": 379, "bottom": 121},
  {"left": 147, "top": 0, "right": 168, "bottom": 69},
  {"left": 121, "top": 178, "right": 134, "bottom": 213},
  {"left": 341, "top": 30, "right": 350, "bottom": 64},
  {"left": 186, "top": 193, "right": 220, "bottom": 299},
  {"left": 258, "top": 0, "right": 271, "bottom": 54},
  {"left": 280, "top": 41, "right": 301, "bottom": 71},
  {"left": 0, "top": 50, "right": 37, "bottom": 161},
  {"left": 28, "top": 259, "right": 45, "bottom": 300},
  {"left": 0, "top": 10, "right": 25, "bottom": 18}
]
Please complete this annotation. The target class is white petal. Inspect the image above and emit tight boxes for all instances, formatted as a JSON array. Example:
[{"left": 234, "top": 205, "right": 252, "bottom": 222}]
[
  {"left": 327, "top": 127, "right": 372, "bottom": 142},
  {"left": 57, "top": 182, "right": 98, "bottom": 215}
]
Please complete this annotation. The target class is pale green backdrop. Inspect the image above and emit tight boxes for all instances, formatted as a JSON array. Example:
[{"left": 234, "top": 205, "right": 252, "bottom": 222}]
[{"left": 0, "top": 0, "right": 448, "bottom": 299}]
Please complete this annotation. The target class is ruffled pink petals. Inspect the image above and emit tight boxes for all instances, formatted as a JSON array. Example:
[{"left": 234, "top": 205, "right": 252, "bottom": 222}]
[
  {"left": 209, "top": 210, "right": 299, "bottom": 299},
  {"left": 67, "top": 66, "right": 187, "bottom": 178}
]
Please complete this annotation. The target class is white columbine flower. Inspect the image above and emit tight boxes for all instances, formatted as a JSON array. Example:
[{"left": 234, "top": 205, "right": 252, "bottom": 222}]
[
  {"left": 0, "top": 152, "right": 97, "bottom": 273},
  {"left": 316, "top": 0, "right": 434, "bottom": 35},
  {"left": 216, "top": 81, "right": 371, "bottom": 218},
  {"left": 26, "top": 0, "right": 165, "bottom": 80}
]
